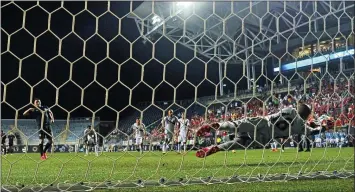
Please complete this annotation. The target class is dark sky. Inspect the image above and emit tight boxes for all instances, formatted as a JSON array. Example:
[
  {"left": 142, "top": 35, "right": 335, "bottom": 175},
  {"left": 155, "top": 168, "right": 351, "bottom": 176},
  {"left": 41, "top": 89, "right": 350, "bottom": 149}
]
[{"left": 1, "top": 1, "right": 278, "bottom": 121}]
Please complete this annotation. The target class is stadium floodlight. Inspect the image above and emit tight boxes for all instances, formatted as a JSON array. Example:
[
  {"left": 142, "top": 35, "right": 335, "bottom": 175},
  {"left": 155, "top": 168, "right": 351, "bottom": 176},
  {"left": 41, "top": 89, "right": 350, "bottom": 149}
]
[
  {"left": 144, "top": 2, "right": 193, "bottom": 38},
  {"left": 151, "top": 15, "right": 162, "bottom": 25}
]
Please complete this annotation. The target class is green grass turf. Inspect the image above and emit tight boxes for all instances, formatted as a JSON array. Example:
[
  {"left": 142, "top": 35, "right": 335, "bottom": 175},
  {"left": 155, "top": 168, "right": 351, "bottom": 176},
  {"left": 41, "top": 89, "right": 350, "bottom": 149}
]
[
  {"left": 1, "top": 147, "right": 354, "bottom": 190},
  {"left": 101, "top": 178, "right": 354, "bottom": 192},
  {"left": 96, "top": 178, "right": 354, "bottom": 192}
]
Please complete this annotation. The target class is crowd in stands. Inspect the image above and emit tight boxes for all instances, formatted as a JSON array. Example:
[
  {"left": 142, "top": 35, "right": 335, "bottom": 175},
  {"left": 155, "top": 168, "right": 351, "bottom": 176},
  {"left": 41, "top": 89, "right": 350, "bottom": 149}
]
[
  {"left": 283, "top": 41, "right": 353, "bottom": 63},
  {"left": 142, "top": 69, "right": 355, "bottom": 149}
]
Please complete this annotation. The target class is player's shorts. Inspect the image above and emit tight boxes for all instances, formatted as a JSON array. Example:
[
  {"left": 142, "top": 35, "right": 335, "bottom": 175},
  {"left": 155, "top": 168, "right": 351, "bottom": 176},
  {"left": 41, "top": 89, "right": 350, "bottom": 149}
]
[
  {"left": 335, "top": 138, "right": 339, "bottom": 143},
  {"left": 349, "top": 127, "right": 355, "bottom": 135},
  {"left": 340, "top": 138, "right": 345, "bottom": 142},
  {"left": 330, "top": 139, "right": 336, "bottom": 143},
  {"left": 164, "top": 128, "right": 174, "bottom": 140},
  {"left": 87, "top": 138, "right": 96, "bottom": 146},
  {"left": 136, "top": 137, "right": 143, "bottom": 145},
  {"left": 38, "top": 125, "right": 52, "bottom": 140},
  {"left": 179, "top": 132, "right": 187, "bottom": 143}
]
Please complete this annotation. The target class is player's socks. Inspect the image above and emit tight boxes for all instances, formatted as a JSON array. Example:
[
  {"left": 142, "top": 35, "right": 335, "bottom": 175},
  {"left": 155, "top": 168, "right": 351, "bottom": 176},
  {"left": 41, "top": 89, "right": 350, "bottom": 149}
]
[
  {"left": 177, "top": 144, "right": 180, "bottom": 153},
  {"left": 39, "top": 143, "right": 44, "bottom": 157},
  {"left": 271, "top": 142, "right": 277, "bottom": 151},
  {"left": 95, "top": 145, "right": 99, "bottom": 156},
  {"left": 183, "top": 144, "right": 186, "bottom": 153},
  {"left": 43, "top": 143, "right": 51, "bottom": 154},
  {"left": 162, "top": 144, "right": 166, "bottom": 153},
  {"left": 196, "top": 146, "right": 219, "bottom": 158}
]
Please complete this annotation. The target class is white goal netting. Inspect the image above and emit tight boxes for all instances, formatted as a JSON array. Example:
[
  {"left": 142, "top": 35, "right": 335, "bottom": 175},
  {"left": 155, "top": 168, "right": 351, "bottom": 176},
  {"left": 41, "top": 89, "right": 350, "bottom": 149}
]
[{"left": 1, "top": 1, "right": 354, "bottom": 191}]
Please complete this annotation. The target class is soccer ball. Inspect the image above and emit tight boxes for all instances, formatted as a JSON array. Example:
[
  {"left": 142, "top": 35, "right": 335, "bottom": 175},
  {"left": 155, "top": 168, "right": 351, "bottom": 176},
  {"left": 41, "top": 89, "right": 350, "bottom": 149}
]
[{"left": 232, "top": 150, "right": 236, "bottom": 153}]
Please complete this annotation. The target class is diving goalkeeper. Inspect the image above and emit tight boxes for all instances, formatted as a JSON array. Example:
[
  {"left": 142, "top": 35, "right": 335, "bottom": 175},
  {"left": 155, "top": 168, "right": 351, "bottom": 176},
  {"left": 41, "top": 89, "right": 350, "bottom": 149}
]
[{"left": 195, "top": 103, "right": 326, "bottom": 158}]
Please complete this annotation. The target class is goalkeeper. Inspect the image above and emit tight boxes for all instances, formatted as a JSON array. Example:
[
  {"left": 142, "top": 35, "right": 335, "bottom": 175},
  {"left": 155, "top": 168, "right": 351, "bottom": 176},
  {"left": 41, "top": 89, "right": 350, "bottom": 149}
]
[
  {"left": 195, "top": 104, "right": 326, "bottom": 158},
  {"left": 84, "top": 125, "right": 99, "bottom": 156}
]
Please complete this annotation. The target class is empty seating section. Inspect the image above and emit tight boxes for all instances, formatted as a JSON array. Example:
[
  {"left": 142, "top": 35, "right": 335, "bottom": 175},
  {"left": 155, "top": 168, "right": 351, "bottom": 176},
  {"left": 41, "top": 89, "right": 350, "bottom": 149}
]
[{"left": 1, "top": 119, "right": 99, "bottom": 145}]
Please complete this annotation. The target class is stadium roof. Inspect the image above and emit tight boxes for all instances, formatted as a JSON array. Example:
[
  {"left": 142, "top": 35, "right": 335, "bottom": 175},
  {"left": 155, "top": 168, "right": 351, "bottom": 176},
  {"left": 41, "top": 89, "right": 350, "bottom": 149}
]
[{"left": 129, "top": 1, "right": 354, "bottom": 66}]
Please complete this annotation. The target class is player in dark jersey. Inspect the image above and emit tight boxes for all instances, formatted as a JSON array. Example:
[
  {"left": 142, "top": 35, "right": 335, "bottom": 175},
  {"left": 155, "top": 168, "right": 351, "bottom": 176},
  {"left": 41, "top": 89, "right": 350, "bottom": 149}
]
[
  {"left": 23, "top": 98, "right": 54, "bottom": 160},
  {"left": 1, "top": 130, "right": 6, "bottom": 155},
  {"left": 7, "top": 133, "right": 16, "bottom": 154},
  {"left": 195, "top": 104, "right": 326, "bottom": 158}
]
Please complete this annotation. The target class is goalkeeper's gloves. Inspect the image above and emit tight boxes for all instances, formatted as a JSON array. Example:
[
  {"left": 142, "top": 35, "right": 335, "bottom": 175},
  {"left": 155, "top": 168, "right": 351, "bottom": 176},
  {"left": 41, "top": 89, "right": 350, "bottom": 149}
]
[
  {"left": 307, "top": 121, "right": 320, "bottom": 128},
  {"left": 308, "top": 126, "right": 326, "bottom": 136}
]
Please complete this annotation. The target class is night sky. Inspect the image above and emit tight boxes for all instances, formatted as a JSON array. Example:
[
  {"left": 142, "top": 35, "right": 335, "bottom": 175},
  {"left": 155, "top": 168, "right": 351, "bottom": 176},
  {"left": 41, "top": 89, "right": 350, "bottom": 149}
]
[{"left": 2, "top": 1, "right": 342, "bottom": 121}]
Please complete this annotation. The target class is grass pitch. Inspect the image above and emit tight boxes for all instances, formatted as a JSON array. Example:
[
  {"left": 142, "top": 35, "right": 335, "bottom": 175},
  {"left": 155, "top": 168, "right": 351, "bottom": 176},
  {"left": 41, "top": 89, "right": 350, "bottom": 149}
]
[
  {"left": 1, "top": 147, "right": 354, "bottom": 191},
  {"left": 109, "top": 178, "right": 354, "bottom": 192}
]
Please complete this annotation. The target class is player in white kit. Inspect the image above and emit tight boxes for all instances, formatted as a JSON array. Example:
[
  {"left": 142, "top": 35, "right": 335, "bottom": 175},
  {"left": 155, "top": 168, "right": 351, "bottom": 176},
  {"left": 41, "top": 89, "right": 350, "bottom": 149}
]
[
  {"left": 177, "top": 112, "right": 190, "bottom": 153},
  {"left": 162, "top": 110, "right": 179, "bottom": 154},
  {"left": 132, "top": 118, "right": 145, "bottom": 155},
  {"left": 84, "top": 126, "right": 99, "bottom": 156}
]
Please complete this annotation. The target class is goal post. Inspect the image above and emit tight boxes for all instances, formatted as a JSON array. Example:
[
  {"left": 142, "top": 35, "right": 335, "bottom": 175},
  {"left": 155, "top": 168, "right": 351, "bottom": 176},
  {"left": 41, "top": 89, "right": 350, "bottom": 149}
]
[{"left": 1, "top": 1, "right": 354, "bottom": 191}]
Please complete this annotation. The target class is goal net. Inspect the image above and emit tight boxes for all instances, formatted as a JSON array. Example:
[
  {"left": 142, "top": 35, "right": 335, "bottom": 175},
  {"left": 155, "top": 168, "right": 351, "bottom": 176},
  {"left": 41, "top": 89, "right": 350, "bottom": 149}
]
[{"left": 1, "top": 1, "right": 354, "bottom": 191}]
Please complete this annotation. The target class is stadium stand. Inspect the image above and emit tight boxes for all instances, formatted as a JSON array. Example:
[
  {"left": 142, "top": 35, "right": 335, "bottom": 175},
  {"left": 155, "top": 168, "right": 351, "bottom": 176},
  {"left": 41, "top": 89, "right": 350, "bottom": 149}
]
[
  {"left": 1, "top": 118, "right": 100, "bottom": 145},
  {"left": 142, "top": 67, "right": 354, "bottom": 147},
  {"left": 2, "top": 65, "right": 354, "bottom": 146}
]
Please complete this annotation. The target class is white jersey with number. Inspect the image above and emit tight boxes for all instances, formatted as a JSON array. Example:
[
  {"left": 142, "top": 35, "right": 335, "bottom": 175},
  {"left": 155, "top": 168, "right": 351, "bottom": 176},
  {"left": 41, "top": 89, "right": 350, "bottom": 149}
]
[
  {"left": 178, "top": 118, "right": 190, "bottom": 134},
  {"left": 178, "top": 118, "right": 190, "bottom": 143},
  {"left": 163, "top": 115, "right": 178, "bottom": 136},
  {"left": 132, "top": 123, "right": 145, "bottom": 138}
]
